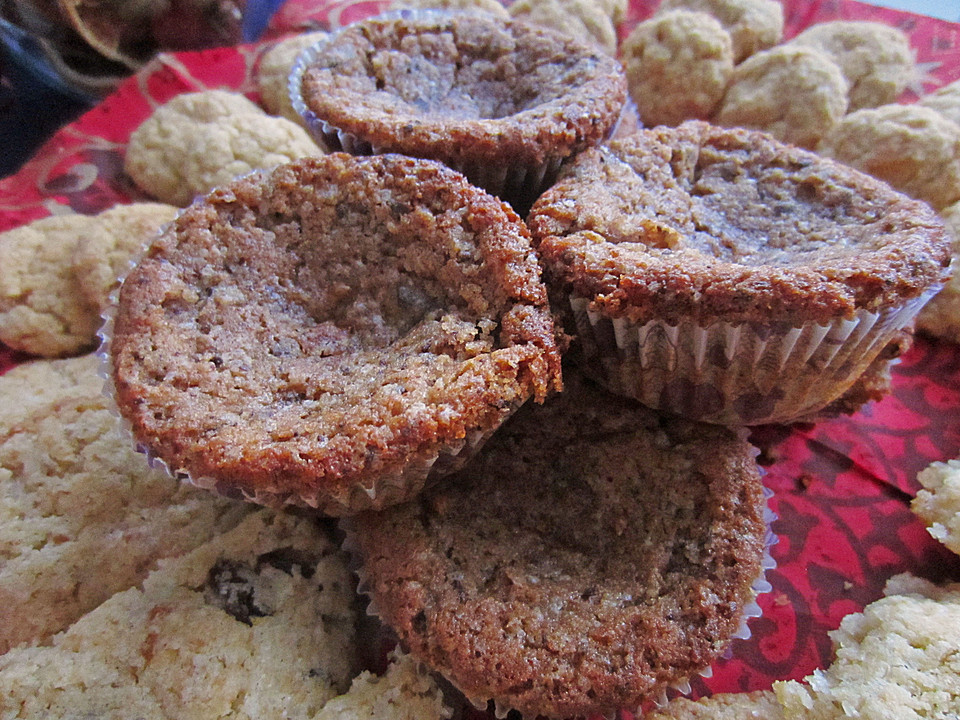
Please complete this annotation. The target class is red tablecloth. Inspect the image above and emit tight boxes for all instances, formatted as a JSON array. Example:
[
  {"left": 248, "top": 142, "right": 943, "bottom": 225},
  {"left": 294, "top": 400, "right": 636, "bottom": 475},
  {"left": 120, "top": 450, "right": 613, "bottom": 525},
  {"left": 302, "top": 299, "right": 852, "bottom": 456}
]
[{"left": 1, "top": 0, "right": 959, "bottom": 707}]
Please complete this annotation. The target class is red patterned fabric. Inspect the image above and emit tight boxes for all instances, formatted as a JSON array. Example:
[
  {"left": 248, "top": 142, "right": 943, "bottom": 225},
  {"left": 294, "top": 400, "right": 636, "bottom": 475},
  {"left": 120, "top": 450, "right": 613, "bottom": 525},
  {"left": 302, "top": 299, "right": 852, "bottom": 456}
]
[{"left": 1, "top": 0, "right": 959, "bottom": 710}]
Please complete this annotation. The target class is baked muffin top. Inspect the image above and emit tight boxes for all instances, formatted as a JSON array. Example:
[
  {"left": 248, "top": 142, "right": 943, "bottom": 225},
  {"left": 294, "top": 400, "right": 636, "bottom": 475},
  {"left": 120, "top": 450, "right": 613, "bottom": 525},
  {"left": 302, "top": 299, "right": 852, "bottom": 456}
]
[
  {"left": 110, "top": 153, "right": 562, "bottom": 514},
  {"left": 294, "top": 10, "right": 626, "bottom": 167},
  {"left": 529, "top": 121, "right": 951, "bottom": 326},
  {"left": 350, "top": 370, "right": 768, "bottom": 718}
]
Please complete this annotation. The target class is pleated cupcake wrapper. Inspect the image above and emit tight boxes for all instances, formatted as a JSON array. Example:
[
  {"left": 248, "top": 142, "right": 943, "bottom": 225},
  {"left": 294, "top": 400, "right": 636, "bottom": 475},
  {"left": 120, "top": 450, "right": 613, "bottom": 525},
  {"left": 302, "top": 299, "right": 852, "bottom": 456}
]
[
  {"left": 94, "top": 208, "right": 517, "bottom": 515},
  {"left": 288, "top": 14, "right": 587, "bottom": 210},
  {"left": 569, "top": 287, "right": 939, "bottom": 426},
  {"left": 342, "top": 470, "right": 778, "bottom": 719}
]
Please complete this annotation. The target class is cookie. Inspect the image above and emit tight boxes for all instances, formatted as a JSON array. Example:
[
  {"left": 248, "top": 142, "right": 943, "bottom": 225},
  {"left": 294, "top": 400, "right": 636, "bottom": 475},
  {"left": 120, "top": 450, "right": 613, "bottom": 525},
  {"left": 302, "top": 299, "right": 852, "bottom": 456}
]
[
  {"left": 0, "top": 213, "right": 101, "bottom": 357},
  {"left": 124, "top": 89, "right": 322, "bottom": 206},
  {"left": 256, "top": 31, "right": 331, "bottom": 124},
  {"left": 349, "top": 371, "right": 768, "bottom": 718},
  {"left": 508, "top": 0, "right": 618, "bottom": 55},
  {"left": 789, "top": 20, "right": 915, "bottom": 111},
  {"left": 0, "top": 357, "right": 250, "bottom": 653},
  {"left": 71, "top": 201, "right": 179, "bottom": 317},
  {"left": 619, "top": 9, "right": 734, "bottom": 127},
  {"left": 774, "top": 573, "right": 960, "bottom": 719},
  {"left": 0, "top": 510, "right": 360, "bottom": 718},
  {"left": 912, "top": 459, "right": 960, "bottom": 556},
  {"left": 916, "top": 201, "right": 960, "bottom": 343},
  {"left": 715, "top": 44, "right": 848, "bottom": 149},
  {"left": 656, "top": 0, "right": 782, "bottom": 63},
  {"left": 314, "top": 649, "right": 452, "bottom": 720},
  {"left": 820, "top": 103, "right": 960, "bottom": 212},
  {"left": 646, "top": 690, "right": 783, "bottom": 719},
  {"left": 918, "top": 77, "right": 960, "bottom": 127}
]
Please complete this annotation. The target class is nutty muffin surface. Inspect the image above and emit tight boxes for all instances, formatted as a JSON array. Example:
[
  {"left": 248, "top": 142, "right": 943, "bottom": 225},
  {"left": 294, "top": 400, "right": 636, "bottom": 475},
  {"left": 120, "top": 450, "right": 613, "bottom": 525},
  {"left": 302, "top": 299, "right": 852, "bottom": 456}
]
[
  {"left": 350, "top": 371, "right": 768, "bottom": 718},
  {"left": 110, "top": 153, "right": 561, "bottom": 514},
  {"left": 295, "top": 11, "right": 626, "bottom": 169},
  {"left": 529, "top": 121, "right": 950, "bottom": 327}
]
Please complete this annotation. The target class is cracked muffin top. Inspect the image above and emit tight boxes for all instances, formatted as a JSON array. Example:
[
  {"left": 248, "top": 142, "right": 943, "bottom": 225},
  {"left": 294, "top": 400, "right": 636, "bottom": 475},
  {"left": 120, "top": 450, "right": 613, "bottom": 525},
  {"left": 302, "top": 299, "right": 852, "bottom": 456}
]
[
  {"left": 349, "top": 370, "right": 768, "bottom": 719},
  {"left": 293, "top": 10, "right": 626, "bottom": 168},
  {"left": 109, "top": 153, "right": 562, "bottom": 515},
  {"left": 529, "top": 121, "right": 951, "bottom": 326}
]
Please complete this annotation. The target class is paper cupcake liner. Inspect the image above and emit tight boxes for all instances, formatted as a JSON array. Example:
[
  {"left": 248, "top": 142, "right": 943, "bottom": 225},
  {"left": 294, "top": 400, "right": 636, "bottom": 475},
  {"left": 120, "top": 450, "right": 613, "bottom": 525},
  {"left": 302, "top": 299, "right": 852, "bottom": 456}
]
[
  {"left": 343, "top": 473, "right": 777, "bottom": 719},
  {"left": 288, "top": 11, "right": 602, "bottom": 211},
  {"left": 570, "top": 287, "right": 940, "bottom": 425}
]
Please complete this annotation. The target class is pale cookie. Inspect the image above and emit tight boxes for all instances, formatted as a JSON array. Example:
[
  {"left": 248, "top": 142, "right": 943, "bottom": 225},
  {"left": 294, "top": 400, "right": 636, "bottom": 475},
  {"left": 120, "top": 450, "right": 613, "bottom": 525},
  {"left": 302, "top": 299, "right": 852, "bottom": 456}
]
[
  {"left": 790, "top": 20, "right": 915, "bottom": 111},
  {"left": 656, "top": 0, "right": 783, "bottom": 63},
  {"left": 715, "top": 44, "right": 848, "bottom": 149},
  {"left": 919, "top": 77, "right": 960, "bottom": 127},
  {"left": 72, "top": 202, "right": 179, "bottom": 318},
  {"left": 0, "top": 360, "right": 249, "bottom": 653},
  {"left": 388, "top": 0, "right": 509, "bottom": 18},
  {"left": 912, "top": 459, "right": 960, "bottom": 555},
  {"left": 620, "top": 9, "right": 734, "bottom": 127},
  {"left": 820, "top": 103, "right": 960, "bottom": 212},
  {"left": 0, "top": 510, "right": 360, "bottom": 719},
  {"left": 916, "top": 201, "right": 960, "bottom": 343},
  {"left": 0, "top": 353, "right": 101, "bottom": 428},
  {"left": 315, "top": 649, "right": 452, "bottom": 720},
  {"left": 0, "top": 213, "right": 101, "bottom": 357},
  {"left": 257, "top": 31, "right": 331, "bottom": 124},
  {"left": 124, "top": 89, "right": 322, "bottom": 207},
  {"left": 645, "top": 690, "right": 784, "bottom": 719},
  {"left": 774, "top": 573, "right": 960, "bottom": 720},
  {"left": 508, "top": 0, "right": 618, "bottom": 55}
]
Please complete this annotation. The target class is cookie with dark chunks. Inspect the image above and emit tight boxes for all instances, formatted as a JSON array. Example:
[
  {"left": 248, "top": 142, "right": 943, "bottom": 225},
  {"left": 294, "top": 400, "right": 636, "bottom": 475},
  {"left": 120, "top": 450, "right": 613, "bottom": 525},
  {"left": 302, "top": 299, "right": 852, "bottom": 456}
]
[{"left": 0, "top": 510, "right": 360, "bottom": 718}]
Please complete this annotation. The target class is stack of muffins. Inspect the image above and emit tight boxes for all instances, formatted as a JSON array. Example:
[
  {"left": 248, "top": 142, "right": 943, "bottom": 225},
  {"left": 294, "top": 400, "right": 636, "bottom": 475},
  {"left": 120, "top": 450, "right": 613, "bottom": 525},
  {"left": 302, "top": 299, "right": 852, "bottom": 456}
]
[{"left": 106, "top": 8, "right": 952, "bottom": 719}]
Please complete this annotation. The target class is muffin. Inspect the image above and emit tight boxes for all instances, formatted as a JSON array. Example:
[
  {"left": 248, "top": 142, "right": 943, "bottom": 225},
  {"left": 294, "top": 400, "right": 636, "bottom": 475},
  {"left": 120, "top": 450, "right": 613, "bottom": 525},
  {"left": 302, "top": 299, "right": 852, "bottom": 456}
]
[
  {"left": 347, "top": 370, "right": 770, "bottom": 718},
  {"left": 528, "top": 121, "right": 951, "bottom": 425},
  {"left": 290, "top": 10, "right": 626, "bottom": 211},
  {"left": 109, "top": 153, "right": 562, "bottom": 515}
]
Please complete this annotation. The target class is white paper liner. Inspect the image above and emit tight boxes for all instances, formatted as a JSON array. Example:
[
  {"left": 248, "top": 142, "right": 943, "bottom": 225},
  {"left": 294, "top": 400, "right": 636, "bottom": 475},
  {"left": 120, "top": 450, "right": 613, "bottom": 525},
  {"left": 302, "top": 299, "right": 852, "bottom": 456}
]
[
  {"left": 342, "top": 462, "right": 778, "bottom": 719},
  {"left": 570, "top": 286, "right": 940, "bottom": 425},
  {"left": 287, "top": 9, "right": 615, "bottom": 210}
]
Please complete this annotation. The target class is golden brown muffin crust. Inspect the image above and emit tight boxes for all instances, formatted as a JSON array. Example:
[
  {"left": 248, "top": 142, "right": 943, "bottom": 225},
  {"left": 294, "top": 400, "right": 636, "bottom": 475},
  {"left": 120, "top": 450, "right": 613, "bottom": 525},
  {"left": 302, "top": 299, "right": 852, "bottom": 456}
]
[
  {"left": 296, "top": 11, "right": 626, "bottom": 168},
  {"left": 110, "top": 153, "right": 562, "bottom": 514},
  {"left": 529, "top": 122, "right": 950, "bottom": 326},
  {"left": 351, "top": 371, "right": 767, "bottom": 718}
]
